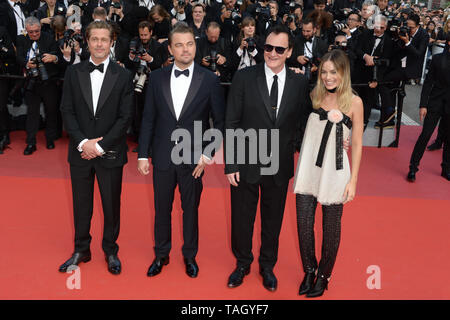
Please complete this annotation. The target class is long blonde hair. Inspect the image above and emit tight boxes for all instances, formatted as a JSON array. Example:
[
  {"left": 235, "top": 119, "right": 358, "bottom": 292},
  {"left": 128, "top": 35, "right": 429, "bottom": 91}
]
[{"left": 311, "top": 49, "right": 353, "bottom": 114}]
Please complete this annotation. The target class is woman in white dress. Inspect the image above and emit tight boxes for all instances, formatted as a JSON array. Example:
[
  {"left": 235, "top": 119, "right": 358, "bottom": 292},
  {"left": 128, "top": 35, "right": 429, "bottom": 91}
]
[{"left": 293, "top": 49, "right": 364, "bottom": 297}]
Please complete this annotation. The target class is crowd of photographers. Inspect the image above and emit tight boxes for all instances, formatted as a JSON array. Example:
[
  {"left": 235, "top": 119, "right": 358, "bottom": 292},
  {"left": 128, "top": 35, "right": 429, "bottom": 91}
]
[{"left": 0, "top": 0, "right": 449, "bottom": 155}]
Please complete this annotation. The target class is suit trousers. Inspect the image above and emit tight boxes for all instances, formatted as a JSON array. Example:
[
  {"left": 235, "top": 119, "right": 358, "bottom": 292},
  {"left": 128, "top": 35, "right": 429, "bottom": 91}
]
[
  {"left": 230, "top": 175, "right": 289, "bottom": 270},
  {"left": 410, "top": 105, "right": 446, "bottom": 171},
  {"left": 152, "top": 163, "right": 203, "bottom": 259},
  {"left": 24, "top": 80, "right": 58, "bottom": 145},
  {"left": 70, "top": 163, "right": 123, "bottom": 256},
  {"left": 0, "top": 77, "right": 11, "bottom": 137}
]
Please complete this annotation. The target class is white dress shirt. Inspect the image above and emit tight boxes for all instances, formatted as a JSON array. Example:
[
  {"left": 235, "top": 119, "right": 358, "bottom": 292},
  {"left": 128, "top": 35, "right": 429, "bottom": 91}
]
[
  {"left": 139, "top": 0, "right": 155, "bottom": 10},
  {"left": 77, "top": 57, "right": 110, "bottom": 154},
  {"left": 304, "top": 37, "right": 314, "bottom": 59},
  {"left": 171, "top": 62, "right": 194, "bottom": 120},
  {"left": 264, "top": 63, "right": 286, "bottom": 117},
  {"left": 8, "top": 0, "right": 26, "bottom": 36}
]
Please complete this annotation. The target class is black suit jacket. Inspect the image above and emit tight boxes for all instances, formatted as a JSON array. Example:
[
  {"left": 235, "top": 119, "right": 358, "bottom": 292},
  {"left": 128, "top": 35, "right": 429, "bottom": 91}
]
[
  {"left": 287, "top": 35, "right": 328, "bottom": 69},
  {"left": 60, "top": 60, "right": 134, "bottom": 168},
  {"left": 127, "top": 37, "right": 163, "bottom": 72},
  {"left": 0, "top": 1, "right": 28, "bottom": 44},
  {"left": 224, "top": 63, "right": 312, "bottom": 185},
  {"left": 419, "top": 52, "right": 450, "bottom": 111},
  {"left": 398, "top": 27, "right": 429, "bottom": 80},
  {"left": 137, "top": 63, "right": 226, "bottom": 170}
]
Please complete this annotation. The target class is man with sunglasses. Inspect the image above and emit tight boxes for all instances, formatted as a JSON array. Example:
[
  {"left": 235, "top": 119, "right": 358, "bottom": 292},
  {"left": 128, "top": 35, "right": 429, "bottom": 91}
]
[{"left": 225, "top": 25, "right": 311, "bottom": 292}]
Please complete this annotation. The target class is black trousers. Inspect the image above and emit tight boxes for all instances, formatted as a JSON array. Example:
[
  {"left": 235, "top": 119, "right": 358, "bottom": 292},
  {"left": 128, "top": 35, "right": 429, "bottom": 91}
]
[
  {"left": 0, "top": 77, "right": 11, "bottom": 137},
  {"left": 443, "top": 107, "right": 450, "bottom": 172},
  {"left": 70, "top": 163, "right": 123, "bottom": 256},
  {"left": 152, "top": 163, "right": 203, "bottom": 259},
  {"left": 230, "top": 175, "right": 289, "bottom": 270},
  {"left": 24, "top": 80, "right": 58, "bottom": 145},
  {"left": 435, "top": 116, "right": 447, "bottom": 144},
  {"left": 410, "top": 104, "right": 446, "bottom": 172}
]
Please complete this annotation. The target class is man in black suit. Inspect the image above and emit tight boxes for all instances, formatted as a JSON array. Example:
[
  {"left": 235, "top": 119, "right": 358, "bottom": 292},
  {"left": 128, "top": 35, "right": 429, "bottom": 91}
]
[
  {"left": 137, "top": 23, "right": 225, "bottom": 278},
  {"left": 0, "top": 0, "right": 28, "bottom": 44},
  {"left": 16, "top": 16, "right": 61, "bottom": 155},
  {"left": 58, "top": 20, "right": 134, "bottom": 275},
  {"left": 407, "top": 35, "right": 450, "bottom": 182},
  {"left": 225, "top": 25, "right": 311, "bottom": 291}
]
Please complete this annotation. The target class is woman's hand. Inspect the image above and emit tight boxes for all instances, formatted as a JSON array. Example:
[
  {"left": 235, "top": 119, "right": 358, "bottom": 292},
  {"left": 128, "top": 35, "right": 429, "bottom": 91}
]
[{"left": 343, "top": 180, "right": 356, "bottom": 204}]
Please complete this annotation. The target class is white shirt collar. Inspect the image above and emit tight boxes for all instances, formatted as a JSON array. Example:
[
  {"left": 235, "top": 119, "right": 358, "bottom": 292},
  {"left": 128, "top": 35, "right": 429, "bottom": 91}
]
[
  {"left": 350, "top": 27, "right": 357, "bottom": 33},
  {"left": 264, "top": 63, "right": 286, "bottom": 80},
  {"left": 89, "top": 56, "right": 110, "bottom": 70}
]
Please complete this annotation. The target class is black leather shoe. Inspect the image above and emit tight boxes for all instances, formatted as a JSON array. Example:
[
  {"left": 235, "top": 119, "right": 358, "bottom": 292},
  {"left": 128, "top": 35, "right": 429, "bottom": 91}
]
[
  {"left": 147, "top": 256, "right": 169, "bottom": 277},
  {"left": 58, "top": 251, "right": 91, "bottom": 272},
  {"left": 227, "top": 266, "right": 250, "bottom": 288},
  {"left": 106, "top": 254, "right": 121, "bottom": 275},
  {"left": 407, "top": 170, "right": 416, "bottom": 182},
  {"left": 259, "top": 268, "right": 277, "bottom": 292},
  {"left": 441, "top": 170, "right": 450, "bottom": 181},
  {"left": 184, "top": 258, "right": 199, "bottom": 278},
  {"left": 46, "top": 140, "right": 55, "bottom": 149},
  {"left": 298, "top": 271, "right": 316, "bottom": 295},
  {"left": 306, "top": 275, "right": 328, "bottom": 298},
  {"left": 0, "top": 136, "right": 6, "bottom": 154},
  {"left": 23, "top": 144, "right": 36, "bottom": 155},
  {"left": 427, "top": 140, "right": 442, "bottom": 151}
]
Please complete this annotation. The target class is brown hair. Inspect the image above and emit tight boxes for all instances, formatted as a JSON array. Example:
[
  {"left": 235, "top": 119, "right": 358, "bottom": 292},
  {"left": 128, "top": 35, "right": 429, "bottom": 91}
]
[
  {"left": 138, "top": 20, "right": 154, "bottom": 32},
  {"left": 149, "top": 4, "right": 171, "bottom": 21},
  {"left": 168, "top": 22, "right": 195, "bottom": 45},
  {"left": 85, "top": 20, "right": 113, "bottom": 41}
]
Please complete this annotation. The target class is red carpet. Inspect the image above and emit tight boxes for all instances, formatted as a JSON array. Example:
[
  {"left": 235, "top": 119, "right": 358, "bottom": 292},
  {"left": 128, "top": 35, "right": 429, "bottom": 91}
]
[{"left": 0, "top": 127, "right": 449, "bottom": 300}]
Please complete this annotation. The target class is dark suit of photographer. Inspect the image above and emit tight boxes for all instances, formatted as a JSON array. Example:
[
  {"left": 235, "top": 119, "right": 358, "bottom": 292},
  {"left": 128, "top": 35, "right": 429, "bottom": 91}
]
[
  {"left": 195, "top": 23, "right": 232, "bottom": 82},
  {"left": 35, "top": 1, "right": 67, "bottom": 34},
  {"left": 0, "top": 26, "right": 17, "bottom": 153},
  {"left": 16, "top": 19, "right": 60, "bottom": 154},
  {"left": 255, "top": 1, "right": 283, "bottom": 39},
  {"left": 0, "top": 0, "right": 32, "bottom": 45},
  {"left": 217, "top": 0, "right": 241, "bottom": 45}
]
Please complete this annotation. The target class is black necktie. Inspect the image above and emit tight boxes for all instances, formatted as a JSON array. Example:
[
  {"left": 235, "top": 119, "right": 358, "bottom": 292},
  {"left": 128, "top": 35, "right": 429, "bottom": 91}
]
[
  {"left": 88, "top": 62, "right": 104, "bottom": 73},
  {"left": 175, "top": 69, "right": 189, "bottom": 78},
  {"left": 270, "top": 75, "right": 278, "bottom": 123}
]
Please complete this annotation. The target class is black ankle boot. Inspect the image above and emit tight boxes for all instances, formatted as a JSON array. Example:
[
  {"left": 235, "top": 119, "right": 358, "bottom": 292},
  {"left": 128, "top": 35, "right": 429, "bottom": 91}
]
[
  {"left": 298, "top": 270, "right": 316, "bottom": 295},
  {"left": 306, "top": 275, "right": 328, "bottom": 298}
]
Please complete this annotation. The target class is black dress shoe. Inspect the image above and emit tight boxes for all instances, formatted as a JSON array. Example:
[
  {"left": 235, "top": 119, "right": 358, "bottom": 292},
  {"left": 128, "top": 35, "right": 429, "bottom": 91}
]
[
  {"left": 147, "top": 256, "right": 169, "bottom": 277},
  {"left": 106, "top": 254, "right": 121, "bottom": 275},
  {"left": 0, "top": 136, "right": 6, "bottom": 154},
  {"left": 306, "top": 275, "right": 328, "bottom": 298},
  {"left": 227, "top": 266, "right": 250, "bottom": 288},
  {"left": 46, "top": 140, "right": 55, "bottom": 149},
  {"left": 184, "top": 258, "right": 199, "bottom": 278},
  {"left": 427, "top": 140, "right": 442, "bottom": 151},
  {"left": 441, "top": 170, "right": 450, "bottom": 181},
  {"left": 407, "top": 170, "right": 416, "bottom": 182},
  {"left": 259, "top": 268, "right": 277, "bottom": 292},
  {"left": 298, "top": 271, "right": 316, "bottom": 295},
  {"left": 23, "top": 144, "right": 36, "bottom": 155},
  {"left": 58, "top": 251, "right": 91, "bottom": 272}
]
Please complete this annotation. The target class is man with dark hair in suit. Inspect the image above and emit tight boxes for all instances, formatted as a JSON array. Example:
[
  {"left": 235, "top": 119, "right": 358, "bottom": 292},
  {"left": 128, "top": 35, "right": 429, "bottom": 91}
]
[
  {"left": 225, "top": 25, "right": 311, "bottom": 292},
  {"left": 16, "top": 16, "right": 61, "bottom": 155},
  {"left": 0, "top": 0, "right": 28, "bottom": 44},
  {"left": 137, "top": 23, "right": 225, "bottom": 278},
  {"left": 407, "top": 34, "right": 450, "bottom": 182},
  {"left": 58, "top": 20, "right": 134, "bottom": 275}
]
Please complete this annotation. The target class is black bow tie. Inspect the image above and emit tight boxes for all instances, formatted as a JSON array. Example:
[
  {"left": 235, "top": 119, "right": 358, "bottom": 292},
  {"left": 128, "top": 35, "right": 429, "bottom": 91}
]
[
  {"left": 374, "top": 35, "right": 383, "bottom": 40},
  {"left": 13, "top": 1, "right": 20, "bottom": 6},
  {"left": 305, "top": 39, "right": 313, "bottom": 43},
  {"left": 175, "top": 69, "right": 189, "bottom": 78},
  {"left": 88, "top": 62, "right": 104, "bottom": 73}
]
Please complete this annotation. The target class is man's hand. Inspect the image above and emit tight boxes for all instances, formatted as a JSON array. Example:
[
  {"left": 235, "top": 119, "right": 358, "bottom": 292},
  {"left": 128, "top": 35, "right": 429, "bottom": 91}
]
[
  {"left": 217, "top": 54, "right": 226, "bottom": 65},
  {"left": 202, "top": 57, "right": 210, "bottom": 67},
  {"left": 226, "top": 172, "right": 240, "bottom": 187},
  {"left": 399, "top": 33, "right": 409, "bottom": 44},
  {"left": 419, "top": 107, "right": 427, "bottom": 122},
  {"left": 342, "top": 27, "right": 351, "bottom": 37},
  {"left": 289, "top": 67, "right": 304, "bottom": 74},
  {"left": 141, "top": 52, "right": 153, "bottom": 62},
  {"left": 368, "top": 81, "right": 378, "bottom": 88},
  {"left": 42, "top": 53, "right": 57, "bottom": 63},
  {"left": 298, "top": 55, "right": 309, "bottom": 65},
  {"left": 137, "top": 159, "right": 150, "bottom": 175},
  {"left": 26, "top": 59, "right": 36, "bottom": 69},
  {"left": 364, "top": 54, "right": 374, "bottom": 66},
  {"left": 311, "top": 64, "right": 318, "bottom": 73},
  {"left": 61, "top": 43, "right": 72, "bottom": 59},
  {"left": 239, "top": 38, "right": 248, "bottom": 50},
  {"left": 192, "top": 155, "right": 209, "bottom": 179},
  {"left": 81, "top": 137, "right": 103, "bottom": 160},
  {"left": 41, "top": 17, "right": 52, "bottom": 25}
]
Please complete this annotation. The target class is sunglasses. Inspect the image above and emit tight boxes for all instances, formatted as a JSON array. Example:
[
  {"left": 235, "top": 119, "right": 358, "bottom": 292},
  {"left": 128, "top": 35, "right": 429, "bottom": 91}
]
[{"left": 263, "top": 44, "right": 288, "bottom": 54}]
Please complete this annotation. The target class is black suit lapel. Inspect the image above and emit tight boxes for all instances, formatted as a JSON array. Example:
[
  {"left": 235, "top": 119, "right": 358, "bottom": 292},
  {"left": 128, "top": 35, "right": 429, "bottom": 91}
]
[
  {"left": 76, "top": 61, "right": 94, "bottom": 116},
  {"left": 275, "top": 68, "right": 294, "bottom": 127},
  {"left": 256, "top": 65, "right": 273, "bottom": 122},
  {"left": 161, "top": 64, "right": 177, "bottom": 119},
  {"left": 96, "top": 61, "right": 119, "bottom": 115},
  {"left": 178, "top": 64, "right": 204, "bottom": 121}
]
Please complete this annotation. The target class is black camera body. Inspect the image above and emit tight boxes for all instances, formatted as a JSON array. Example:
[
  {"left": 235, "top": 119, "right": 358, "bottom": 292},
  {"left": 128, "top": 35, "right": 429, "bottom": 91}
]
[
  {"left": 398, "top": 26, "right": 410, "bottom": 37},
  {"left": 286, "top": 14, "right": 296, "bottom": 25},
  {"left": 112, "top": 1, "right": 122, "bottom": 9},
  {"left": 244, "top": 37, "right": 256, "bottom": 52},
  {"left": 177, "top": 0, "right": 185, "bottom": 7},
  {"left": 330, "top": 44, "right": 347, "bottom": 52},
  {"left": 78, "top": 1, "right": 89, "bottom": 11},
  {"left": 27, "top": 53, "right": 49, "bottom": 81},
  {"left": 205, "top": 49, "right": 218, "bottom": 72},
  {"left": 129, "top": 40, "right": 148, "bottom": 63},
  {"left": 372, "top": 58, "right": 389, "bottom": 81},
  {"left": 60, "top": 29, "right": 83, "bottom": 48},
  {"left": 228, "top": 8, "right": 242, "bottom": 23},
  {"left": 255, "top": 5, "right": 270, "bottom": 22}
]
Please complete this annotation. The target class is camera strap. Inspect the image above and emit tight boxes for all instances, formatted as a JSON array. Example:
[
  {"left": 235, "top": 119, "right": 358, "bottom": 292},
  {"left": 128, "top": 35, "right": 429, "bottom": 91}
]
[
  {"left": 27, "top": 42, "right": 38, "bottom": 62},
  {"left": 10, "top": 3, "right": 25, "bottom": 30}
]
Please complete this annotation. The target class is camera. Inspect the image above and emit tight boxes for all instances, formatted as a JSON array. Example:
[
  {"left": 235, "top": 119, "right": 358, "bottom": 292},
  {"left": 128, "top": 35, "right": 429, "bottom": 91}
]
[
  {"left": 27, "top": 53, "right": 49, "bottom": 82},
  {"left": 330, "top": 43, "right": 347, "bottom": 51},
  {"left": 289, "top": 1, "right": 298, "bottom": 12},
  {"left": 398, "top": 26, "right": 410, "bottom": 37},
  {"left": 227, "top": 8, "right": 242, "bottom": 23},
  {"left": 244, "top": 37, "right": 256, "bottom": 52},
  {"left": 304, "top": 56, "right": 319, "bottom": 81},
  {"left": 59, "top": 29, "right": 83, "bottom": 49},
  {"left": 372, "top": 57, "right": 389, "bottom": 81},
  {"left": 112, "top": 1, "right": 122, "bottom": 9},
  {"left": 177, "top": 0, "right": 185, "bottom": 7},
  {"left": 78, "top": 1, "right": 89, "bottom": 11},
  {"left": 205, "top": 49, "right": 218, "bottom": 72},
  {"left": 134, "top": 64, "right": 149, "bottom": 93},
  {"left": 332, "top": 20, "right": 347, "bottom": 33},
  {"left": 255, "top": 4, "right": 271, "bottom": 22},
  {"left": 129, "top": 40, "right": 147, "bottom": 63}
]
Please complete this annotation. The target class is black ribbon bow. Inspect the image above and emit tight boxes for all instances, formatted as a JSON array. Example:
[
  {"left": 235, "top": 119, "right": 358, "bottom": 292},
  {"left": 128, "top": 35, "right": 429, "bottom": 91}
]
[
  {"left": 313, "top": 108, "right": 352, "bottom": 171},
  {"left": 175, "top": 69, "right": 189, "bottom": 77},
  {"left": 87, "top": 62, "right": 104, "bottom": 73}
]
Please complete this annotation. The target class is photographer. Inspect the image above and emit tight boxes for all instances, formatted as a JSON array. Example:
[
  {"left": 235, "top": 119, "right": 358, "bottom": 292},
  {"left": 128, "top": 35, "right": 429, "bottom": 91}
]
[
  {"left": 331, "top": 0, "right": 364, "bottom": 21},
  {"left": 287, "top": 17, "right": 328, "bottom": 83},
  {"left": 256, "top": 0, "right": 282, "bottom": 39},
  {"left": 218, "top": 0, "right": 242, "bottom": 44},
  {"left": 0, "top": 26, "right": 17, "bottom": 154},
  {"left": 129, "top": 20, "right": 163, "bottom": 139},
  {"left": 16, "top": 16, "right": 60, "bottom": 155},
  {"left": 195, "top": 21, "right": 231, "bottom": 81},
  {"left": 355, "top": 14, "right": 396, "bottom": 128},
  {"left": 230, "top": 16, "right": 263, "bottom": 73},
  {"left": 171, "top": 0, "right": 192, "bottom": 23},
  {"left": 108, "top": 0, "right": 136, "bottom": 23},
  {"left": 35, "top": 0, "right": 67, "bottom": 33},
  {"left": 282, "top": 3, "right": 303, "bottom": 38},
  {"left": 109, "top": 21, "right": 129, "bottom": 66},
  {"left": 149, "top": 4, "right": 172, "bottom": 43}
]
